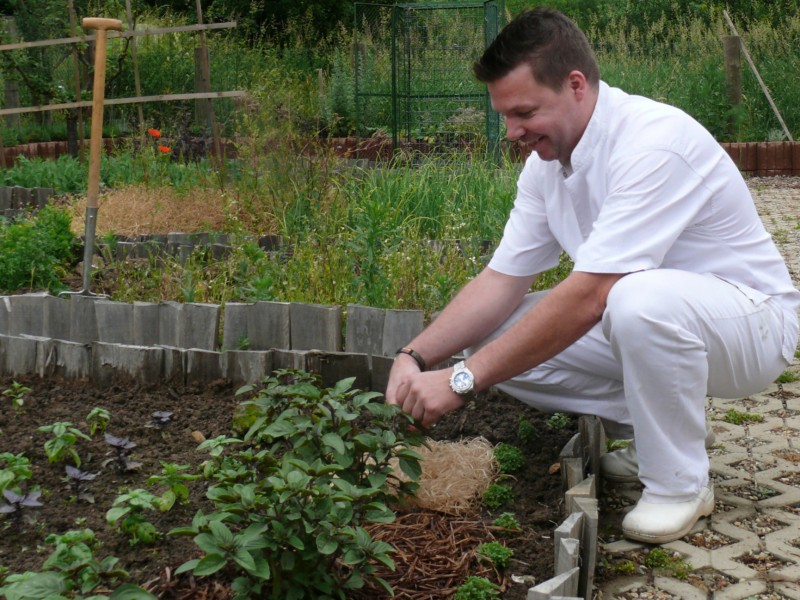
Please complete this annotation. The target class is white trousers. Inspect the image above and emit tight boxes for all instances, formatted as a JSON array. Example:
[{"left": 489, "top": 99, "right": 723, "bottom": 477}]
[{"left": 468, "top": 269, "right": 791, "bottom": 502}]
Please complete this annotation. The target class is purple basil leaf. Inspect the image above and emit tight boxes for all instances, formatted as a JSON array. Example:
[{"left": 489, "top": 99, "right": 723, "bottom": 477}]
[{"left": 105, "top": 433, "right": 136, "bottom": 450}]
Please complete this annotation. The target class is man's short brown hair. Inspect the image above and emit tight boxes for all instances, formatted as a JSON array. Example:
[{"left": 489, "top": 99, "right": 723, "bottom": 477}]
[{"left": 473, "top": 7, "right": 600, "bottom": 91}]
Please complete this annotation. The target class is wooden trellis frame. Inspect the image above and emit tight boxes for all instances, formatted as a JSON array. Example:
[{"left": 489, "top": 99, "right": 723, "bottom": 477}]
[{"left": 0, "top": 9, "right": 245, "bottom": 166}]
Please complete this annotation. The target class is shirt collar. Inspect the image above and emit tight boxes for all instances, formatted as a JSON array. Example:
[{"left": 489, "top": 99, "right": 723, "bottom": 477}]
[{"left": 567, "top": 81, "right": 609, "bottom": 175}]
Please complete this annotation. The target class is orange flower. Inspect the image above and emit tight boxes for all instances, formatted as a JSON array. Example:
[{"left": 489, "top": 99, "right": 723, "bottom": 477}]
[
  {"left": 158, "top": 145, "right": 171, "bottom": 153},
  {"left": 147, "top": 128, "right": 161, "bottom": 139}
]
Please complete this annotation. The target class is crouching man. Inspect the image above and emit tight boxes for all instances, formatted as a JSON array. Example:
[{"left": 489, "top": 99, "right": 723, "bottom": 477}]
[{"left": 386, "top": 7, "right": 799, "bottom": 543}]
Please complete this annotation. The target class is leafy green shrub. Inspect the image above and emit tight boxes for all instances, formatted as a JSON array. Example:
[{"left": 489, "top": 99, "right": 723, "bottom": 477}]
[
  {"left": 454, "top": 575, "right": 501, "bottom": 599},
  {"left": 477, "top": 541, "right": 514, "bottom": 570},
  {"left": 172, "top": 370, "right": 424, "bottom": 599},
  {"left": 494, "top": 443, "right": 525, "bottom": 474},
  {"left": 482, "top": 484, "right": 514, "bottom": 511},
  {"left": 0, "top": 206, "right": 78, "bottom": 293}
]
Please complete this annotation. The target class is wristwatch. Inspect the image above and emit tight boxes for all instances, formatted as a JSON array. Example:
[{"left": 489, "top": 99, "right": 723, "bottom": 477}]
[{"left": 449, "top": 360, "right": 475, "bottom": 395}]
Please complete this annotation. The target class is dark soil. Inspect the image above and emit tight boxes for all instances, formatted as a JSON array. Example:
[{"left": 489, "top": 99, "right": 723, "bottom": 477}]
[{"left": 0, "top": 375, "right": 577, "bottom": 599}]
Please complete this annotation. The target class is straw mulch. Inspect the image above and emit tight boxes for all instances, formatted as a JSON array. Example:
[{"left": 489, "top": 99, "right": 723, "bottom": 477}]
[
  {"left": 67, "top": 185, "right": 228, "bottom": 237},
  {"left": 350, "top": 437, "right": 506, "bottom": 598},
  {"left": 401, "top": 437, "right": 498, "bottom": 514}
]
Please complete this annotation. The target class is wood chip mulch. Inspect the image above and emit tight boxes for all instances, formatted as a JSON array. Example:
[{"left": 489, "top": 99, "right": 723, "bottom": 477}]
[
  {"left": 143, "top": 510, "right": 504, "bottom": 600},
  {"left": 351, "top": 510, "right": 506, "bottom": 599}
]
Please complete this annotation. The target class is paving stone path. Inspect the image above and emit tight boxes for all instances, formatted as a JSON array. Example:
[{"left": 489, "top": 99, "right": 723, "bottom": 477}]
[{"left": 596, "top": 177, "right": 800, "bottom": 600}]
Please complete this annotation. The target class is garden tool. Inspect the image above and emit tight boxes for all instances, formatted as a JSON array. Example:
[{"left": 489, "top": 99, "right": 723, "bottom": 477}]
[{"left": 65, "top": 17, "right": 123, "bottom": 296}]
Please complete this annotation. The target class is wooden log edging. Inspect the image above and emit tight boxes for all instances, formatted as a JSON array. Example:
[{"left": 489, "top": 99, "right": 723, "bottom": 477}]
[
  {"left": 0, "top": 292, "right": 603, "bottom": 598},
  {"left": 6, "top": 139, "right": 800, "bottom": 176}
]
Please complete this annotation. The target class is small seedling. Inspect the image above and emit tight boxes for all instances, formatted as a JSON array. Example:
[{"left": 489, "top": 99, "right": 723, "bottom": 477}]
[
  {"left": 63, "top": 465, "right": 98, "bottom": 504},
  {"left": 492, "top": 512, "right": 521, "bottom": 533},
  {"left": 454, "top": 575, "right": 500, "bottom": 599},
  {"left": 86, "top": 407, "right": 111, "bottom": 437},
  {"left": 150, "top": 411, "right": 174, "bottom": 429},
  {"left": 104, "top": 434, "right": 142, "bottom": 472},
  {"left": 106, "top": 489, "right": 162, "bottom": 545},
  {"left": 776, "top": 370, "right": 798, "bottom": 384},
  {"left": 147, "top": 461, "right": 200, "bottom": 511},
  {"left": 37, "top": 422, "right": 90, "bottom": 467},
  {"left": 0, "top": 452, "right": 33, "bottom": 494},
  {"left": 0, "top": 488, "right": 42, "bottom": 523},
  {"left": 516, "top": 417, "right": 538, "bottom": 444},
  {"left": 722, "top": 409, "right": 764, "bottom": 425},
  {"left": 3, "top": 381, "right": 30, "bottom": 412},
  {"left": 477, "top": 541, "right": 514, "bottom": 569},
  {"left": 482, "top": 483, "right": 514, "bottom": 510},
  {"left": 494, "top": 443, "right": 525, "bottom": 473},
  {"left": 546, "top": 412, "right": 571, "bottom": 430}
]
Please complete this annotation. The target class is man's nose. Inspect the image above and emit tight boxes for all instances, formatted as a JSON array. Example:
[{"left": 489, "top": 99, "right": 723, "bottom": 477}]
[{"left": 504, "top": 117, "right": 522, "bottom": 141}]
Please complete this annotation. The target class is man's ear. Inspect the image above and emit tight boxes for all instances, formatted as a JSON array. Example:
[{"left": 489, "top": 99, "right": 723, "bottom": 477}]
[{"left": 566, "top": 70, "right": 588, "bottom": 100}]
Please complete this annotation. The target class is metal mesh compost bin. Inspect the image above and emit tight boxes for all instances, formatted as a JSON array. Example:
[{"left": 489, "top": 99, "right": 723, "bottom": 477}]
[{"left": 354, "top": 1, "right": 504, "bottom": 158}]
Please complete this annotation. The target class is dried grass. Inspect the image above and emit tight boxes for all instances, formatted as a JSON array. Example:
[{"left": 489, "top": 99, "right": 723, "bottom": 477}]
[
  {"left": 399, "top": 437, "right": 498, "bottom": 515},
  {"left": 67, "top": 185, "right": 228, "bottom": 237}
]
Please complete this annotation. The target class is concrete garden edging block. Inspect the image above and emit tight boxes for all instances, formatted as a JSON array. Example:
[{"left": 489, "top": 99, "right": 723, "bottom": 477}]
[{"left": 0, "top": 292, "right": 602, "bottom": 598}]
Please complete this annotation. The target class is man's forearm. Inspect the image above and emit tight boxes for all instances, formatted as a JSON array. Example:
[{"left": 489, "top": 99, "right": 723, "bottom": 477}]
[
  {"left": 467, "top": 271, "right": 625, "bottom": 390},
  {"left": 402, "top": 268, "right": 535, "bottom": 369}
]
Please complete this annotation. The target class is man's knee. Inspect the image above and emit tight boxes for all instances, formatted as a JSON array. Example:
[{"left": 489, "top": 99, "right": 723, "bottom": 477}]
[{"left": 602, "top": 270, "right": 687, "bottom": 341}]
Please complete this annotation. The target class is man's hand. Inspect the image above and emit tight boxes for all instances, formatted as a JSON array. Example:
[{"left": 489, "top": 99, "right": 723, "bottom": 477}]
[{"left": 386, "top": 357, "right": 465, "bottom": 428}]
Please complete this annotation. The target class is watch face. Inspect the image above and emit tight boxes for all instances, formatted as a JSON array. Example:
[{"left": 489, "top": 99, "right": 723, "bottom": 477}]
[{"left": 452, "top": 370, "right": 473, "bottom": 393}]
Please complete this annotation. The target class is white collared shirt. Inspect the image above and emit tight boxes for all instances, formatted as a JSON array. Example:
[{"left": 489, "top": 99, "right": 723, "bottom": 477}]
[{"left": 489, "top": 82, "right": 800, "bottom": 361}]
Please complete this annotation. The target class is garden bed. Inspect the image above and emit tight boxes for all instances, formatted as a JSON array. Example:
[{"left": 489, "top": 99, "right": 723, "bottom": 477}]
[{"left": 0, "top": 374, "right": 576, "bottom": 599}]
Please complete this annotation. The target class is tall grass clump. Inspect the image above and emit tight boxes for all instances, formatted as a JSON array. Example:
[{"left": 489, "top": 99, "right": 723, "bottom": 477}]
[{"left": 590, "top": 9, "right": 800, "bottom": 141}]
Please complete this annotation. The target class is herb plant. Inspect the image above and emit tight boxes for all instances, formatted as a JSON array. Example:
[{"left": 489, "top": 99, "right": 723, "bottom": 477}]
[
  {"left": 37, "top": 421, "right": 90, "bottom": 467},
  {"left": 2, "top": 381, "right": 30, "bottom": 412},
  {"left": 477, "top": 542, "right": 514, "bottom": 570},
  {"left": 0, "top": 452, "right": 33, "bottom": 495},
  {"left": 492, "top": 512, "right": 521, "bottom": 533},
  {"left": 454, "top": 575, "right": 501, "bottom": 599},
  {"left": 517, "top": 417, "right": 539, "bottom": 444},
  {"left": 64, "top": 466, "right": 99, "bottom": 504},
  {"left": 86, "top": 407, "right": 111, "bottom": 437},
  {"left": 482, "top": 484, "right": 514, "bottom": 511},
  {"left": 150, "top": 411, "right": 174, "bottom": 429},
  {"left": 171, "top": 371, "right": 424, "bottom": 599},
  {"left": 494, "top": 443, "right": 526, "bottom": 473},
  {"left": 106, "top": 489, "right": 162, "bottom": 545},
  {"left": 546, "top": 412, "right": 571, "bottom": 431},
  {"left": 104, "top": 433, "right": 142, "bottom": 472},
  {"left": 0, "top": 488, "right": 43, "bottom": 522},
  {"left": 0, "top": 528, "right": 156, "bottom": 599},
  {"left": 147, "top": 461, "right": 200, "bottom": 511}
]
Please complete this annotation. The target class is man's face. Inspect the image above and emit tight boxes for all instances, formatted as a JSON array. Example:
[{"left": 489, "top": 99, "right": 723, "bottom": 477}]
[{"left": 488, "top": 63, "right": 590, "bottom": 165}]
